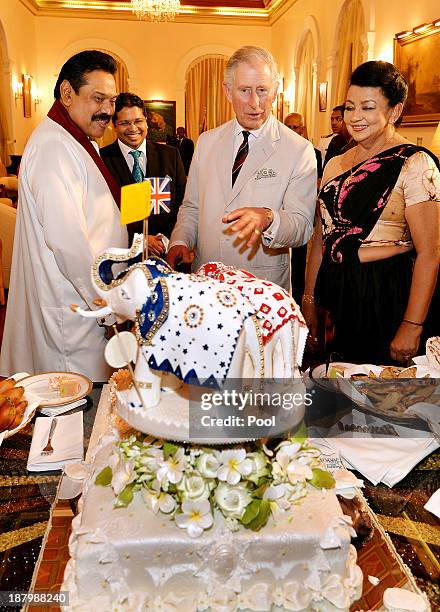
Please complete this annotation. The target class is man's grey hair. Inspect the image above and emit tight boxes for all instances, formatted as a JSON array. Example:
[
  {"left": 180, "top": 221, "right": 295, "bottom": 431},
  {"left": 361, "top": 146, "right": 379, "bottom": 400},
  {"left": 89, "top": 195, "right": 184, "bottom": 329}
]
[{"left": 224, "top": 46, "right": 280, "bottom": 88}]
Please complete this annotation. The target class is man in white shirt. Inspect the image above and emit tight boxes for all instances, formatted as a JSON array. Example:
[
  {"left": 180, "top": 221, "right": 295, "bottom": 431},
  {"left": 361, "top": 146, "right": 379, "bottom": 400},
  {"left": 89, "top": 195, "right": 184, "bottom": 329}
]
[
  {"left": 100, "top": 93, "right": 186, "bottom": 255},
  {"left": 167, "top": 45, "right": 317, "bottom": 290},
  {"left": 0, "top": 50, "right": 127, "bottom": 381}
]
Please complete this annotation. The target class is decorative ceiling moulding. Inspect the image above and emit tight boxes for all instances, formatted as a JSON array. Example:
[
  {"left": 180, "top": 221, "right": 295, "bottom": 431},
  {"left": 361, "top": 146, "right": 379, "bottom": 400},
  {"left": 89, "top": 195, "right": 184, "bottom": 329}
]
[{"left": 18, "top": 0, "right": 301, "bottom": 24}]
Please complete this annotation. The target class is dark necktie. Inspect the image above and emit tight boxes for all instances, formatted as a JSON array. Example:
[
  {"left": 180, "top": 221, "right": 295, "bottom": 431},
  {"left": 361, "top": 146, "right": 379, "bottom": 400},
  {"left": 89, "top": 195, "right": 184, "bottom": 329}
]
[
  {"left": 232, "top": 130, "right": 250, "bottom": 187},
  {"left": 129, "top": 149, "right": 144, "bottom": 183}
]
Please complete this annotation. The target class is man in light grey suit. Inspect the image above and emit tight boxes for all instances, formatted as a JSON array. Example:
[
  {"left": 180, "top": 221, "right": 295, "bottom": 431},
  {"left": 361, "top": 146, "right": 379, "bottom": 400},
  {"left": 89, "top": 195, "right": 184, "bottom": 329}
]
[{"left": 167, "top": 46, "right": 317, "bottom": 290}]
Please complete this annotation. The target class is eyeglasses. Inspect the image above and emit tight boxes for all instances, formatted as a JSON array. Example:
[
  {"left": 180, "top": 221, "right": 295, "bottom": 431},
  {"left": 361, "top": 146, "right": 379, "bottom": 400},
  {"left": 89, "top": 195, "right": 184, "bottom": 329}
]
[{"left": 116, "top": 118, "right": 147, "bottom": 127}]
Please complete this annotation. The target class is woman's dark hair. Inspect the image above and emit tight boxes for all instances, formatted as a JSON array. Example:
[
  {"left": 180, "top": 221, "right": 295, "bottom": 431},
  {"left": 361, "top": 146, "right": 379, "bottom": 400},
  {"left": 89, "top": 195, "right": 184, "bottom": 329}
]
[
  {"left": 113, "top": 92, "right": 146, "bottom": 124},
  {"left": 53, "top": 50, "right": 117, "bottom": 99},
  {"left": 349, "top": 60, "right": 408, "bottom": 107}
]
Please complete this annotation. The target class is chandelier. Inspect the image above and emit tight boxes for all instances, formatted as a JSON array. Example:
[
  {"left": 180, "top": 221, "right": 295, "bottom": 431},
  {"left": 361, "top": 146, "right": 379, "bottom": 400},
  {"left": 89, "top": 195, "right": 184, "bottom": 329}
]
[{"left": 131, "top": 0, "right": 180, "bottom": 22}]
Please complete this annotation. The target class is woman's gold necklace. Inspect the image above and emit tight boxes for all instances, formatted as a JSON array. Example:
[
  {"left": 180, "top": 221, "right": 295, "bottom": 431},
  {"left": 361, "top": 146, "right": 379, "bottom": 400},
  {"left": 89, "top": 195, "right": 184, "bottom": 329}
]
[{"left": 344, "top": 132, "right": 396, "bottom": 186}]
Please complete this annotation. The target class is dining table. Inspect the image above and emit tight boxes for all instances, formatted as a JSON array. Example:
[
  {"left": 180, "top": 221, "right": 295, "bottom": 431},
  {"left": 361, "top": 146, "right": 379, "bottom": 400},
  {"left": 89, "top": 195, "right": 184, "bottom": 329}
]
[{"left": 0, "top": 381, "right": 439, "bottom": 612}]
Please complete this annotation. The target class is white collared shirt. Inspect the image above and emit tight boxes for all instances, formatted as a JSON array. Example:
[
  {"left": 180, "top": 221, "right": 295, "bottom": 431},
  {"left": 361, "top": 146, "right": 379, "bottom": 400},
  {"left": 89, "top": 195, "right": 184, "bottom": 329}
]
[
  {"left": 232, "top": 116, "right": 271, "bottom": 162},
  {"left": 118, "top": 138, "right": 147, "bottom": 175}
]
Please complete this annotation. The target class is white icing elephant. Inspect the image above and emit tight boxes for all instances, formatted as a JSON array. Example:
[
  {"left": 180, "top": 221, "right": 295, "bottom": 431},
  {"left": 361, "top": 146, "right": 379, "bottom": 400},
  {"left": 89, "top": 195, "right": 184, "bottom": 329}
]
[
  {"left": 73, "top": 235, "right": 307, "bottom": 408},
  {"left": 197, "top": 262, "right": 308, "bottom": 378}
]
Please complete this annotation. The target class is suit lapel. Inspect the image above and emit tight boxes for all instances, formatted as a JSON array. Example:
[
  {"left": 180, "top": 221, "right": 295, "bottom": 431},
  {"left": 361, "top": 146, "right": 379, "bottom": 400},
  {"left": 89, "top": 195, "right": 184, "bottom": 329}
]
[
  {"left": 226, "top": 115, "right": 279, "bottom": 209},
  {"left": 146, "top": 140, "right": 160, "bottom": 178},
  {"left": 215, "top": 121, "right": 235, "bottom": 208}
]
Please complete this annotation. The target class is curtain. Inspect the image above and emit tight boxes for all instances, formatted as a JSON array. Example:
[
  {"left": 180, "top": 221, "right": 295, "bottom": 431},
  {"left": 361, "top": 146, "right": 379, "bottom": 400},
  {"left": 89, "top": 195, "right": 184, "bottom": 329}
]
[
  {"left": 296, "top": 32, "right": 314, "bottom": 135},
  {"left": 334, "top": 0, "right": 365, "bottom": 106},
  {"left": 185, "top": 55, "right": 234, "bottom": 144}
]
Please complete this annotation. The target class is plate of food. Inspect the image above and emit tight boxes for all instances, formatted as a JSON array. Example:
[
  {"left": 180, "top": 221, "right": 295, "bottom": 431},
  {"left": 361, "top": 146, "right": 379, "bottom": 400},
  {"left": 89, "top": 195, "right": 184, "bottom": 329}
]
[
  {"left": 0, "top": 378, "right": 41, "bottom": 439},
  {"left": 19, "top": 372, "right": 92, "bottom": 408},
  {"left": 337, "top": 364, "right": 439, "bottom": 423}
]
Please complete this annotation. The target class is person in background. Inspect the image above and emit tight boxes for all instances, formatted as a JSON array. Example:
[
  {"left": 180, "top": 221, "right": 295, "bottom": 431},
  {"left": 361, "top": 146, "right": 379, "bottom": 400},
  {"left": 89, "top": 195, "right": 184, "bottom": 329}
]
[
  {"left": 0, "top": 51, "right": 127, "bottom": 381},
  {"left": 100, "top": 93, "right": 186, "bottom": 254},
  {"left": 303, "top": 60, "right": 440, "bottom": 364},
  {"left": 317, "top": 105, "right": 344, "bottom": 167},
  {"left": 167, "top": 46, "right": 317, "bottom": 291},
  {"left": 284, "top": 111, "right": 322, "bottom": 304},
  {"left": 175, "top": 126, "right": 194, "bottom": 175},
  {"left": 323, "top": 113, "right": 354, "bottom": 167}
]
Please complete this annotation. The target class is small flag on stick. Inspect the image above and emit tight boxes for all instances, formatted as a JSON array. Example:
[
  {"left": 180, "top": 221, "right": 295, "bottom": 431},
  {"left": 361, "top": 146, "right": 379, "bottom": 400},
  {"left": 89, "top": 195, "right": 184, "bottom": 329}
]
[{"left": 120, "top": 182, "right": 151, "bottom": 225}]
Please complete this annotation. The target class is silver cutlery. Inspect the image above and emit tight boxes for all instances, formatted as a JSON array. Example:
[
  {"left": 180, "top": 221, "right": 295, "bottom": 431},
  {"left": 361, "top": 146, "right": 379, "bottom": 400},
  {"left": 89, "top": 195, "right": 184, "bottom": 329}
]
[{"left": 41, "top": 418, "right": 58, "bottom": 455}]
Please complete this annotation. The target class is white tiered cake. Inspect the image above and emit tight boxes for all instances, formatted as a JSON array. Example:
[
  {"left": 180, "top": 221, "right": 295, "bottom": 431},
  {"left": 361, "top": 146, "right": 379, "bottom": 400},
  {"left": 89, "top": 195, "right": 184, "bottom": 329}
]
[
  {"left": 63, "top": 436, "right": 362, "bottom": 611},
  {"left": 63, "top": 242, "right": 363, "bottom": 611}
]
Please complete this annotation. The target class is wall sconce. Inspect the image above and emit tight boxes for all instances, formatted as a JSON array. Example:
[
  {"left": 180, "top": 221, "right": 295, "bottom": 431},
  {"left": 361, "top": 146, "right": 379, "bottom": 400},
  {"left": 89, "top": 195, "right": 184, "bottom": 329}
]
[
  {"left": 32, "top": 86, "right": 42, "bottom": 110},
  {"left": 12, "top": 75, "right": 23, "bottom": 105},
  {"left": 318, "top": 82, "right": 328, "bottom": 112}
]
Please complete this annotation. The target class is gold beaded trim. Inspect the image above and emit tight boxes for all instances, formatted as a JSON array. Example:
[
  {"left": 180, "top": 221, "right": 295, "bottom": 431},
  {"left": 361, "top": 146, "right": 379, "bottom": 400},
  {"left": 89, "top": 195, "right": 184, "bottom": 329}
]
[
  {"left": 92, "top": 236, "right": 144, "bottom": 290},
  {"left": 134, "top": 278, "right": 170, "bottom": 346},
  {"left": 252, "top": 314, "right": 265, "bottom": 378}
]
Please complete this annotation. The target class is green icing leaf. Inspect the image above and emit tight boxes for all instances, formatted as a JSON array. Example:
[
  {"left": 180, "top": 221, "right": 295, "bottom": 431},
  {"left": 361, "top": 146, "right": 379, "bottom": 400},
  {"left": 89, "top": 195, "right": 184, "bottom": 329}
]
[
  {"left": 115, "top": 482, "right": 136, "bottom": 508},
  {"left": 248, "top": 499, "right": 271, "bottom": 531},
  {"left": 163, "top": 442, "right": 179, "bottom": 460},
  {"left": 310, "top": 468, "right": 335, "bottom": 489},
  {"left": 95, "top": 466, "right": 112, "bottom": 487},
  {"left": 241, "top": 500, "right": 261, "bottom": 525}
]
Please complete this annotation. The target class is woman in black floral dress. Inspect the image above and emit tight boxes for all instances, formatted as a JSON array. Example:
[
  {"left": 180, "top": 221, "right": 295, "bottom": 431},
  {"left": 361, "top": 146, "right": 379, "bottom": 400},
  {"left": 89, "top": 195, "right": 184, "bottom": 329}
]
[{"left": 303, "top": 61, "right": 440, "bottom": 364}]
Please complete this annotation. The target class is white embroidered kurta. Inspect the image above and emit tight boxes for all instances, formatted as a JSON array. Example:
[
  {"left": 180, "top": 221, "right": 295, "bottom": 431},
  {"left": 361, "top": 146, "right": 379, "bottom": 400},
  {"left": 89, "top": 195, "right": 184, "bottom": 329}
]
[{"left": 0, "top": 118, "right": 127, "bottom": 381}]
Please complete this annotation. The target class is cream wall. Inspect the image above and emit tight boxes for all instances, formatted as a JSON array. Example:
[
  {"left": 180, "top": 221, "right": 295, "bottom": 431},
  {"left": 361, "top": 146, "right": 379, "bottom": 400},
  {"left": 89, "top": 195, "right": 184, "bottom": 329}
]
[
  {"left": 271, "top": 0, "right": 440, "bottom": 146},
  {"left": 0, "top": 0, "right": 38, "bottom": 153},
  {"left": 2, "top": 7, "right": 270, "bottom": 153}
]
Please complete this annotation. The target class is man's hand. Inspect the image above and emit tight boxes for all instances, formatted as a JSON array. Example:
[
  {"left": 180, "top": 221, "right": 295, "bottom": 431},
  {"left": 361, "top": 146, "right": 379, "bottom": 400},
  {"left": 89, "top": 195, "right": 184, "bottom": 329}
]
[
  {"left": 166, "top": 245, "right": 194, "bottom": 270},
  {"left": 148, "top": 235, "right": 166, "bottom": 257},
  {"left": 222, "top": 207, "right": 272, "bottom": 247}
]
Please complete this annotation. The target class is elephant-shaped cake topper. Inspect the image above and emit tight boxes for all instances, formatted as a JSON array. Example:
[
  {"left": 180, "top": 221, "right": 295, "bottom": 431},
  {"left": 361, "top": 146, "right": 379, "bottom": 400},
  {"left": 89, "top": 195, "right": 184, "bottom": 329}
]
[{"left": 73, "top": 235, "right": 308, "bottom": 409}]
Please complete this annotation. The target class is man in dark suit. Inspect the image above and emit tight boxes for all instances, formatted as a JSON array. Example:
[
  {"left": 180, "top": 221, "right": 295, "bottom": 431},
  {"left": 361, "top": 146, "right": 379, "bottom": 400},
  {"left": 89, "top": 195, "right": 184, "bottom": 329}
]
[
  {"left": 101, "top": 92, "right": 186, "bottom": 254},
  {"left": 284, "top": 112, "right": 322, "bottom": 305},
  {"left": 176, "top": 126, "right": 194, "bottom": 175}
]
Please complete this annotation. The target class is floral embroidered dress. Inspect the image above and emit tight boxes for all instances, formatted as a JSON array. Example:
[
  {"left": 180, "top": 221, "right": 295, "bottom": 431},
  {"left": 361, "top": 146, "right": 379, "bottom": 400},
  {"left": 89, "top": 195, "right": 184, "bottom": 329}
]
[{"left": 315, "top": 144, "right": 440, "bottom": 364}]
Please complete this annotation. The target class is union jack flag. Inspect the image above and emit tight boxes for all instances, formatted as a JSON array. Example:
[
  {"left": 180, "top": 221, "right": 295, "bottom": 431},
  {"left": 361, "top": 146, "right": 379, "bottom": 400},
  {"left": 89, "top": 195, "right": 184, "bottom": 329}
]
[{"left": 147, "top": 176, "right": 172, "bottom": 215}]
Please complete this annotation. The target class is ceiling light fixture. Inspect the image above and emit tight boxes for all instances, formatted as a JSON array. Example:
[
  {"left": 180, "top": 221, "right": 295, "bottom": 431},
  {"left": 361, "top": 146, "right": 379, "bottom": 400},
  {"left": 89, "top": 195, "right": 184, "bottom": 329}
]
[{"left": 131, "top": 0, "right": 180, "bottom": 21}]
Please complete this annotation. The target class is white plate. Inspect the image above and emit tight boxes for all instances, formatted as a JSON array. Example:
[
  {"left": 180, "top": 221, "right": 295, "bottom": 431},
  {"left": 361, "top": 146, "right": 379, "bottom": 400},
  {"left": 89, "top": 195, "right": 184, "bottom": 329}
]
[{"left": 19, "top": 372, "right": 92, "bottom": 407}]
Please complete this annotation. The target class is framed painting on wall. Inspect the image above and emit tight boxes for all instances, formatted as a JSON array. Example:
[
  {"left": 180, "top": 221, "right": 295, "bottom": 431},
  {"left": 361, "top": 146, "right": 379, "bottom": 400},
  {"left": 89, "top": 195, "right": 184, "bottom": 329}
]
[
  {"left": 144, "top": 100, "right": 176, "bottom": 143},
  {"left": 22, "top": 74, "right": 32, "bottom": 118},
  {"left": 276, "top": 92, "right": 284, "bottom": 122},
  {"left": 394, "top": 22, "right": 440, "bottom": 125}
]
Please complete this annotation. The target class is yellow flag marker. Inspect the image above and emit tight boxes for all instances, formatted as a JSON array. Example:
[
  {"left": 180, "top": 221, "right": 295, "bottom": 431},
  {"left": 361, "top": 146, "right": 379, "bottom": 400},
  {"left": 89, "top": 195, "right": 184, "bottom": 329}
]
[{"left": 120, "top": 181, "right": 151, "bottom": 225}]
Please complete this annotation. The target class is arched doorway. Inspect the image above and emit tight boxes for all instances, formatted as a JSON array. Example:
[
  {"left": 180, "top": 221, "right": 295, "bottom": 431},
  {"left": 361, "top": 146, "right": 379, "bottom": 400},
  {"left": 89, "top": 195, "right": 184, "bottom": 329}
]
[
  {"left": 0, "top": 19, "right": 14, "bottom": 166},
  {"left": 333, "top": 0, "right": 366, "bottom": 106}
]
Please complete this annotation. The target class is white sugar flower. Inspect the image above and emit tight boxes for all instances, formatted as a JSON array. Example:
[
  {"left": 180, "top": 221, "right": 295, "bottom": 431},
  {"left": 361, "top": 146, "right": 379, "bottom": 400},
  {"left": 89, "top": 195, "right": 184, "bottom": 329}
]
[
  {"left": 217, "top": 449, "right": 253, "bottom": 485},
  {"left": 286, "top": 460, "right": 313, "bottom": 485},
  {"left": 109, "top": 451, "right": 136, "bottom": 495},
  {"left": 157, "top": 447, "right": 186, "bottom": 485},
  {"left": 275, "top": 442, "right": 302, "bottom": 472},
  {"left": 196, "top": 452, "right": 221, "bottom": 479},
  {"left": 246, "top": 451, "right": 269, "bottom": 483},
  {"left": 209, "top": 587, "right": 237, "bottom": 612},
  {"left": 263, "top": 484, "right": 290, "bottom": 518},
  {"left": 175, "top": 499, "right": 213, "bottom": 538},
  {"left": 214, "top": 482, "right": 251, "bottom": 519},
  {"left": 142, "top": 489, "right": 176, "bottom": 514},
  {"left": 177, "top": 473, "right": 210, "bottom": 501}
]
